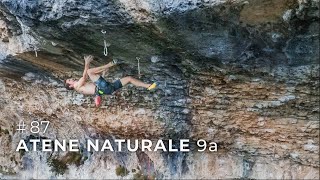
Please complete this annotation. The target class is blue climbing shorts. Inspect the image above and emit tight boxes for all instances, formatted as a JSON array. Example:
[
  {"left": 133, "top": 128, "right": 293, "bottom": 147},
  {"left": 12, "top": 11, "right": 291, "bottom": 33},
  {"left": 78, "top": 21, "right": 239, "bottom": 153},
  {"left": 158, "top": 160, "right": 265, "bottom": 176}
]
[{"left": 95, "top": 76, "right": 123, "bottom": 95}]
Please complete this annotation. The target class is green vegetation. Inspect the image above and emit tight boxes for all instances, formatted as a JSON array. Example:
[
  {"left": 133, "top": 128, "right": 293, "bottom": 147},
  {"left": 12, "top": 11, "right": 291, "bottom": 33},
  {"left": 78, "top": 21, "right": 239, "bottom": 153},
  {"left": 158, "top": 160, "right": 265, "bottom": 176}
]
[
  {"left": 115, "top": 165, "right": 129, "bottom": 177},
  {"left": 133, "top": 170, "right": 154, "bottom": 180},
  {"left": 64, "top": 152, "right": 83, "bottom": 167},
  {"left": 0, "top": 127, "right": 10, "bottom": 135},
  {"left": 19, "top": 149, "right": 26, "bottom": 157},
  {"left": 48, "top": 152, "right": 84, "bottom": 175},
  {"left": 0, "top": 165, "right": 17, "bottom": 175},
  {"left": 48, "top": 158, "right": 68, "bottom": 175}
]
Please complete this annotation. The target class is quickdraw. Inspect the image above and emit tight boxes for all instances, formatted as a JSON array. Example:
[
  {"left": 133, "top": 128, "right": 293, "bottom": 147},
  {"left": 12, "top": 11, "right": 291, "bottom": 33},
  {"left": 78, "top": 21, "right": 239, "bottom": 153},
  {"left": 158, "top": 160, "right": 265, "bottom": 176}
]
[{"left": 101, "top": 30, "right": 110, "bottom": 56}]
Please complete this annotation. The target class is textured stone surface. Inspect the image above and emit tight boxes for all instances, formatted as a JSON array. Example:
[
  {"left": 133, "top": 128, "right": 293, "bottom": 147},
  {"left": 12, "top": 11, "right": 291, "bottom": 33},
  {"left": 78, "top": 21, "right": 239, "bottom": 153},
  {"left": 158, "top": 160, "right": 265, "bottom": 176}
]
[
  {"left": 0, "top": 0, "right": 319, "bottom": 179},
  {"left": 0, "top": 56, "right": 318, "bottom": 179},
  {"left": 0, "top": 8, "right": 36, "bottom": 59}
]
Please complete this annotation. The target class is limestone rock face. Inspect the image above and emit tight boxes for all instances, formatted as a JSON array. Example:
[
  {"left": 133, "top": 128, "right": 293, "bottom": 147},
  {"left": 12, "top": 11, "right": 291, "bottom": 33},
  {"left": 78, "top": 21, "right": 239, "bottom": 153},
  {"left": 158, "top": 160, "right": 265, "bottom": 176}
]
[
  {"left": 0, "top": 0, "right": 319, "bottom": 179},
  {"left": 0, "top": 7, "right": 36, "bottom": 59}
]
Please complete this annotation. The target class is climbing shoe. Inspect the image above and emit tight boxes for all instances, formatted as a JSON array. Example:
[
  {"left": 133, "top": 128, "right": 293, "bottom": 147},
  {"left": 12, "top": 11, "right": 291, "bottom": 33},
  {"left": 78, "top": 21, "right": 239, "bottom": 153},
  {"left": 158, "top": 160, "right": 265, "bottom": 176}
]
[{"left": 147, "top": 82, "right": 158, "bottom": 91}]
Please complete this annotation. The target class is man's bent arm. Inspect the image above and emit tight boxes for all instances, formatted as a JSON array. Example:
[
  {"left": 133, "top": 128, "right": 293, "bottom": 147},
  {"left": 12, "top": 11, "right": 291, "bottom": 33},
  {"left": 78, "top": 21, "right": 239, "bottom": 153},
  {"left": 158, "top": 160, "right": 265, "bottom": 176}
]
[
  {"left": 75, "top": 55, "right": 92, "bottom": 88},
  {"left": 82, "top": 62, "right": 90, "bottom": 79}
]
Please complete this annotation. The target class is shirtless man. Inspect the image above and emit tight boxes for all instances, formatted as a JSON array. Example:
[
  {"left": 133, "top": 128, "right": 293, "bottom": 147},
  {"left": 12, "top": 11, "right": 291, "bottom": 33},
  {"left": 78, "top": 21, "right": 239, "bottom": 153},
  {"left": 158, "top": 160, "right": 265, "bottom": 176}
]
[{"left": 64, "top": 55, "right": 157, "bottom": 107}]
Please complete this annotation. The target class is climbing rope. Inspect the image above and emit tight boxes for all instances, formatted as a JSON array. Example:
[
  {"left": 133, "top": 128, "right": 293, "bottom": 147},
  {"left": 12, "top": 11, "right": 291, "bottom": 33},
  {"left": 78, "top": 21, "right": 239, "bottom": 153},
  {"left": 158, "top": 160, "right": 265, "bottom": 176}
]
[
  {"left": 136, "top": 57, "right": 141, "bottom": 78},
  {"left": 34, "top": 46, "right": 38, "bottom": 57},
  {"left": 101, "top": 30, "right": 110, "bottom": 56}
]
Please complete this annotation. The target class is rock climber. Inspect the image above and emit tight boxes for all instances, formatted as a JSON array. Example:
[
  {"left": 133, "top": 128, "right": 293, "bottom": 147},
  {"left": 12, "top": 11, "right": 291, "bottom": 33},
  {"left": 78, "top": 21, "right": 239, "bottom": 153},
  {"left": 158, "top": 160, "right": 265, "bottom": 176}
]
[{"left": 64, "top": 55, "right": 157, "bottom": 107}]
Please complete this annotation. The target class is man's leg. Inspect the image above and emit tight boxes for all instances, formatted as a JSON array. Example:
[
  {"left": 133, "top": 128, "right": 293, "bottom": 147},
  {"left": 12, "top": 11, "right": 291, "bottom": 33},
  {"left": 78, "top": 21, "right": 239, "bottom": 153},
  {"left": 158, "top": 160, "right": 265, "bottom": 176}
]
[
  {"left": 120, "top": 76, "right": 151, "bottom": 88},
  {"left": 87, "top": 62, "right": 115, "bottom": 82}
]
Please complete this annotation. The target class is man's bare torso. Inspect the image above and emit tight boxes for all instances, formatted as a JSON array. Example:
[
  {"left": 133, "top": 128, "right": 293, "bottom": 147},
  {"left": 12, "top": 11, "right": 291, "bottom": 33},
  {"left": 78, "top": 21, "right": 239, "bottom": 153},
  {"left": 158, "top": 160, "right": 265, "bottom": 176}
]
[{"left": 75, "top": 82, "right": 96, "bottom": 95}]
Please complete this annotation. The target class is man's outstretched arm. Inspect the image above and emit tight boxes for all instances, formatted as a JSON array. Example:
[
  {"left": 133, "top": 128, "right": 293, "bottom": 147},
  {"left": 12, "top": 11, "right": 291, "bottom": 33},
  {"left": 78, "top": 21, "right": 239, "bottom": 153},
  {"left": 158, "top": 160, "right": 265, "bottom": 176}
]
[{"left": 75, "top": 55, "right": 93, "bottom": 88}]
